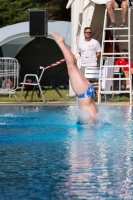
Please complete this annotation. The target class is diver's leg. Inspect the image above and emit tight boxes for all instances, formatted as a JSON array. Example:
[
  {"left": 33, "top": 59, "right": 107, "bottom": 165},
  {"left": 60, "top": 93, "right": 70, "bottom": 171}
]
[
  {"left": 50, "top": 32, "right": 98, "bottom": 121},
  {"left": 50, "top": 32, "right": 89, "bottom": 95}
]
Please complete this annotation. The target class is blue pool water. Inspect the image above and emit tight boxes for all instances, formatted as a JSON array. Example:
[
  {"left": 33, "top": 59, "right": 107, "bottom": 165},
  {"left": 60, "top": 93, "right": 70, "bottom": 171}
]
[{"left": 0, "top": 105, "right": 133, "bottom": 199}]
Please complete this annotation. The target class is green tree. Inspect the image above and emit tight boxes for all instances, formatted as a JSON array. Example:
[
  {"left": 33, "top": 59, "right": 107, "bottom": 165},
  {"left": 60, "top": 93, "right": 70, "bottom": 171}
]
[{"left": 0, "top": 0, "right": 70, "bottom": 27}]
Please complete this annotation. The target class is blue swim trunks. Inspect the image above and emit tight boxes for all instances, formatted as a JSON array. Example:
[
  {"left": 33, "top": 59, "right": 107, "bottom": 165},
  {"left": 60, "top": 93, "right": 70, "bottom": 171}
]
[{"left": 76, "top": 84, "right": 95, "bottom": 98}]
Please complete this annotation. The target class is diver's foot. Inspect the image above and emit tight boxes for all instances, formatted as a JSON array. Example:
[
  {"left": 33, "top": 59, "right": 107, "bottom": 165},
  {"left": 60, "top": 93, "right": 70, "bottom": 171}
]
[{"left": 50, "top": 32, "right": 64, "bottom": 43}]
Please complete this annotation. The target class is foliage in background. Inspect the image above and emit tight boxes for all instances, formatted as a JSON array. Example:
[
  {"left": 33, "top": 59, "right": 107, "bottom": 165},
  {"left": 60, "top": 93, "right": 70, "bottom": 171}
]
[{"left": 0, "top": 0, "right": 70, "bottom": 28}]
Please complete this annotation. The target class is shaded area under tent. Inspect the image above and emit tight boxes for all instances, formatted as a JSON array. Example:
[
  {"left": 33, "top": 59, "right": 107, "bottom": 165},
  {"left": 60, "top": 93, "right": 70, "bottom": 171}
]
[{"left": 16, "top": 37, "right": 69, "bottom": 89}]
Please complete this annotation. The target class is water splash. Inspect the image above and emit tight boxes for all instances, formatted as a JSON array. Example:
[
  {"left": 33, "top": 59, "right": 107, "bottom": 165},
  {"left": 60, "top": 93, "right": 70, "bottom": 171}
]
[{"left": 74, "top": 105, "right": 129, "bottom": 127}]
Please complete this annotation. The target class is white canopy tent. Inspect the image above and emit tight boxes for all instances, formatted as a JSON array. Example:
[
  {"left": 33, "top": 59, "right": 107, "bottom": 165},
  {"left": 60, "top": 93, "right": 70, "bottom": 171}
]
[
  {"left": 0, "top": 21, "right": 71, "bottom": 87},
  {"left": 66, "top": 0, "right": 133, "bottom": 96},
  {"left": 0, "top": 21, "right": 71, "bottom": 57}
]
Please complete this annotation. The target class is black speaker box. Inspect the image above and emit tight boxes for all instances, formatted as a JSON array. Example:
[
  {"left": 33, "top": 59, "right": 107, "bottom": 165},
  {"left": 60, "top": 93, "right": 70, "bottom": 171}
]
[
  {"left": 29, "top": 10, "right": 48, "bottom": 37},
  {"left": 129, "top": 0, "right": 133, "bottom": 6}
]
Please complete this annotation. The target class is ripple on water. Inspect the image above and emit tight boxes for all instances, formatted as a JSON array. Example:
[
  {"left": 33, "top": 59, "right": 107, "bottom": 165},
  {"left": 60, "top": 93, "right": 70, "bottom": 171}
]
[{"left": 0, "top": 105, "right": 133, "bottom": 199}]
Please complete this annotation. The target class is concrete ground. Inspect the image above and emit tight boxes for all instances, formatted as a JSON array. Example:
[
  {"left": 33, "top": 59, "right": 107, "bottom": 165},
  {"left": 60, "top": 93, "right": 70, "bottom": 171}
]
[{"left": 0, "top": 101, "right": 132, "bottom": 106}]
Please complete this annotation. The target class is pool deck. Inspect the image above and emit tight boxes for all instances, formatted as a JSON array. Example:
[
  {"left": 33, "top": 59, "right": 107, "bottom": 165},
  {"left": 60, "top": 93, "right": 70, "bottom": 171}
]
[{"left": 0, "top": 101, "right": 132, "bottom": 106}]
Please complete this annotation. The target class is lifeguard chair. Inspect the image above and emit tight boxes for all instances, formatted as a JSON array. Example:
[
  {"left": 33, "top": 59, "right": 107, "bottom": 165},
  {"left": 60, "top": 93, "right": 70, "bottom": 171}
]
[{"left": 98, "top": 2, "right": 133, "bottom": 105}]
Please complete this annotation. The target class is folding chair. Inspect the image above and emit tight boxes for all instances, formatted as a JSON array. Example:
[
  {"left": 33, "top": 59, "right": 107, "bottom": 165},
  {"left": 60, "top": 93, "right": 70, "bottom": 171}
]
[
  {"left": 113, "top": 66, "right": 123, "bottom": 91},
  {"left": 19, "top": 67, "right": 45, "bottom": 103},
  {"left": 84, "top": 67, "right": 100, "bottom": 88},
  {"left": 19, "top": 59, "right": 65, "bottom": 103}
]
